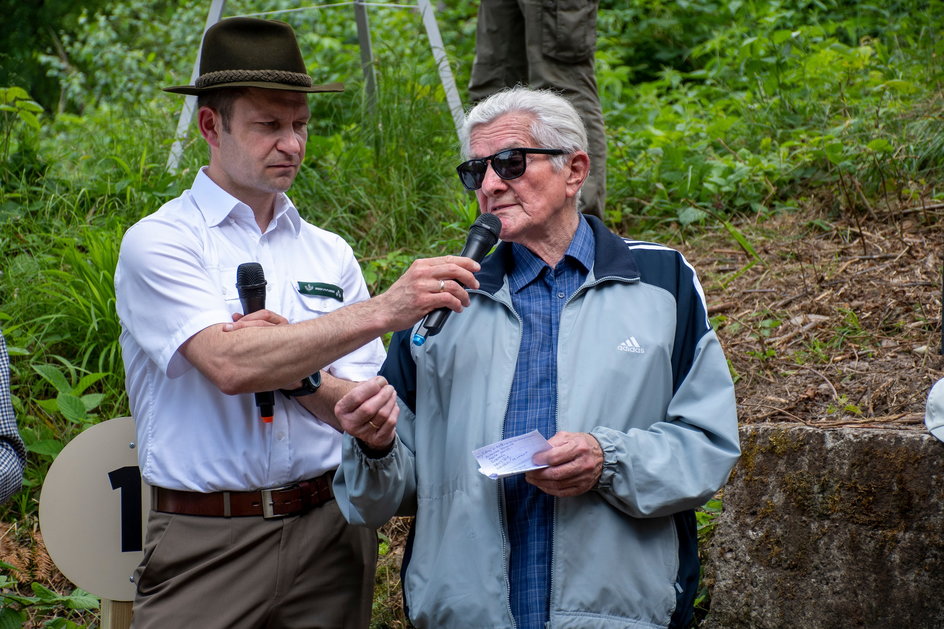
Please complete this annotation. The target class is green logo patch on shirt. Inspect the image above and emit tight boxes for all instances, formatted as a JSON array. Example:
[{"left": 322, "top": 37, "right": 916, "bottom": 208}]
[{"left": 297, "top": 282, "right": 344, "bottom": 302}]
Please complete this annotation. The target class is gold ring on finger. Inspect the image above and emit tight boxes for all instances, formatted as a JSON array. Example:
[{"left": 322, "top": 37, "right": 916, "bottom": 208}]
[{"left": 438, "top": 279, "right": 445, "bottom": 292}]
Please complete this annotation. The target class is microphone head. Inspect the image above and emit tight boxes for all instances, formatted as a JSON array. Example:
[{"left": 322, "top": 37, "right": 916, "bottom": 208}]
[
  {"left": 236, "top": 262, "right": 266, "bottom": 289},
  {"left": 473, "top": 213, "right": 502, "bottom": 240},
  {"left": 460, "top": 213, "right": 503, "bottom": 264}
]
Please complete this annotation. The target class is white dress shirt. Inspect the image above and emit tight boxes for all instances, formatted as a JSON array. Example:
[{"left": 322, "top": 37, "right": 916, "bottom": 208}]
[{"left": 115, "top": 168, "right": 385, "bottom": 491}]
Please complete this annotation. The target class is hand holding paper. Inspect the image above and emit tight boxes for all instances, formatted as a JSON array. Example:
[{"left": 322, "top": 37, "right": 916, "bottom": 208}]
[
  {"left": 524, "top": 431, "right": 605, "bottom": 497},
  {"left": 473, "top": 430, "right": 552, "bottom": 479}
]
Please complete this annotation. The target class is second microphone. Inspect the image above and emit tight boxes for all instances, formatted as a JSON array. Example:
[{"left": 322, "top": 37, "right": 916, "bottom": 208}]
[{"left": 236, "top": 262, "right": 275, "bottom": 423}]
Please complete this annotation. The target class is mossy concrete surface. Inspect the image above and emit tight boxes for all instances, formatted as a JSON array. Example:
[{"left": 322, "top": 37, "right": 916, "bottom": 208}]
[{"left": 703, "top": 423, "right": 944, "bottom": 629}]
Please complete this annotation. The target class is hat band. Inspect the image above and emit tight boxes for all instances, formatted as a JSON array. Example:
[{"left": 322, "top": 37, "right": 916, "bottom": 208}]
[{"left": 195, "top": 69, "right": 314, "bottom": 89}]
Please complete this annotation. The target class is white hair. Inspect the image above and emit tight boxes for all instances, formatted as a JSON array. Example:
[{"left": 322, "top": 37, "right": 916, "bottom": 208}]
[{"left": 460, "top": 86, "right": 589, "bottom": 171}]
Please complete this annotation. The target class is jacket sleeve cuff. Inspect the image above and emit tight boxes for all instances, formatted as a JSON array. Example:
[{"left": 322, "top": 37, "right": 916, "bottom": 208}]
[
  {"left": 591, "top": 426, "right": 621, "bottom": 491},
  {"left": 356, "top": 437, "right": 396, "bottom": 459},
  {"left": 348, "top": 433, "right": 400, "bottom": 469}
]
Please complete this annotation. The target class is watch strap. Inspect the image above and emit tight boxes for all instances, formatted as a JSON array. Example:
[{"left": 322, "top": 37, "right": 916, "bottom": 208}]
[{"left": 279, "top": 371, "right": 322, "bottom": 398}]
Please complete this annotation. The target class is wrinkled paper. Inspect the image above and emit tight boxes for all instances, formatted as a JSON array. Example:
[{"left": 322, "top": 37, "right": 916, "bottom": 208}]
[{"left": 473, "top": 430, "right": 551, "bottom": 479}]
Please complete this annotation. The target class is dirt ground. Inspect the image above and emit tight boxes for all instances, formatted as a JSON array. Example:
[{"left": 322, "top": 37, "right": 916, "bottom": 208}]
[{"left": 679, "top": 196, "right": 944, "bottom": 429}]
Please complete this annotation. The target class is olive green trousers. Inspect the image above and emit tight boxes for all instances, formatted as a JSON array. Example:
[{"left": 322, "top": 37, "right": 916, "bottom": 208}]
[{"left": 469, "top": 0, "right": 606, "bottom": 219}]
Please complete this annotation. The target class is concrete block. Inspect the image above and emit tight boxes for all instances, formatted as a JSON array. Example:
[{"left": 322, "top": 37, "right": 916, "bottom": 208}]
[{"left": 703, "top": 423, "right": 944, "bottom": 629}]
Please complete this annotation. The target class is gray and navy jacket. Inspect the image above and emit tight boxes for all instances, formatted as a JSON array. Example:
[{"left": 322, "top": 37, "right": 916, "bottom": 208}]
[{"left": 335, "top": 215, "right": 740, "bottom": 629}]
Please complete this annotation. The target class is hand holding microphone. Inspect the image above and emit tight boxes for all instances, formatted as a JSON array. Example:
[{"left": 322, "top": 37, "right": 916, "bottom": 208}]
[
  {"left": 235, "top": 262, "right": 275, "bottom": 423},
  {"left": 412, "top": 213, "right": 502, "bottom": 346}
]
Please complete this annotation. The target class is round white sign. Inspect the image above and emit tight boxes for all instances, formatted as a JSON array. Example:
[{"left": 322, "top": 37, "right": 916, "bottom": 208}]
[{"left": 39, "top": 416, "right": 148, "bottom": 602}]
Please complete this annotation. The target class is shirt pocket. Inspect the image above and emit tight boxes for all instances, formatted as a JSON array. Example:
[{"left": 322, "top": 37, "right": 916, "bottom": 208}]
[
  {"left": 541, "top": 0, "right": 598, "bottom": 63},
  {"left": 287, "top": 278, "right": 346, "bottom": 320},
  {"left": 211, "top": 263, "right": 246, "bottom": 317}
]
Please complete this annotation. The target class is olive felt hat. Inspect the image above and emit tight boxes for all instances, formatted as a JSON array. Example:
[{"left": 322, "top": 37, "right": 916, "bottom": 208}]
[{"left": 163, "top": 17, "right": 344, "bottom": 95}]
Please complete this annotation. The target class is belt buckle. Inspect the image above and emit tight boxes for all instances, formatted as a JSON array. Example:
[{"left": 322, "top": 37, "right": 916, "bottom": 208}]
[{"left": 260, "top": 483, "right": 295, "bottom": 519}]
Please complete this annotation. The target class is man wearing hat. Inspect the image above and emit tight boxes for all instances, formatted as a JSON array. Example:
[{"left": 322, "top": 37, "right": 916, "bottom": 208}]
[{"left": 115, "top": 17, "right": 480, "bottom": 628}]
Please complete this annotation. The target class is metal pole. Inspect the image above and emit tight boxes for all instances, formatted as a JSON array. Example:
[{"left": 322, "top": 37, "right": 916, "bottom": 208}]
[
  {"left": 353, "top": 0, "right": 378, "bottom": 110},
  {"left": 166, "top": 0, "right": 227, "bottom": 172},
  {"left": 415, "top": 0, "right": 464, "bottom": 141}
]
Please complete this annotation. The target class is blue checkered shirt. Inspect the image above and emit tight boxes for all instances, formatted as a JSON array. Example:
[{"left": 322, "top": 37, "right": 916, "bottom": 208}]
[
  {"left": 503, "top": 216, "right": 593, "bottom": 629},
  {"left": 0, "top": 332, "right": 25, "bottom": 504}
]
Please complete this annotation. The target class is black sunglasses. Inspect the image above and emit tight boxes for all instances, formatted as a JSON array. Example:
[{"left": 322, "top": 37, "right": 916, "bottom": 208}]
[{"left": 456, "top": 147, "right": 566, "bottom": 190}]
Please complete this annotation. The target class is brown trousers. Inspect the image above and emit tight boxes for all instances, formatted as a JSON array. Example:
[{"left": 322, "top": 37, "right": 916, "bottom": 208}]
[
  {"left": 131, "top": 499, "right": 377, "bottom": 629},
  {"left": 469, "top": 0, "right": 607, "bottom": 219}
]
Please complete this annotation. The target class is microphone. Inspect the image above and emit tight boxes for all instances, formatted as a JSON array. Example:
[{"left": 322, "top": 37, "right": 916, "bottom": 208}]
[
  {"left": 412, "top": 213, "right": 502, "bottom": 346},
  {"left": 235, "top": 262, "right": 274, "bottom": 423}
]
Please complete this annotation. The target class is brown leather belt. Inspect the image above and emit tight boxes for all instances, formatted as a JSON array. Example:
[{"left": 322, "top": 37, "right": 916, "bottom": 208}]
[{"left": 152, "top": 471, "right": 334, "bottom": 519}]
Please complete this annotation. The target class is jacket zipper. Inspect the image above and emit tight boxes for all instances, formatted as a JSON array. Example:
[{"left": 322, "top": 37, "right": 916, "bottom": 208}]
[{"left": 496, "top": 293, "right": 522, "bottom": 629}]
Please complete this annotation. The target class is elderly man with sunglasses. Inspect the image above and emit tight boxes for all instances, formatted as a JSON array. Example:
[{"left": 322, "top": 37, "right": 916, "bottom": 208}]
[{"left": 333, "top": 86, "right": 740, "bottom": 629}]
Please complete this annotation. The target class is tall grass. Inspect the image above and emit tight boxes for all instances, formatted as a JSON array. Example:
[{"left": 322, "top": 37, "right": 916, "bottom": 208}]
[{"left": 292, "top": 44, "right": 473, "bottom": 260}]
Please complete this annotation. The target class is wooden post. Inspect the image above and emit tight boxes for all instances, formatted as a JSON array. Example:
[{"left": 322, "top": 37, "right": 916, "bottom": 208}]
[{"left": 101, "top": 599, "right": 133, "bottom": 629}]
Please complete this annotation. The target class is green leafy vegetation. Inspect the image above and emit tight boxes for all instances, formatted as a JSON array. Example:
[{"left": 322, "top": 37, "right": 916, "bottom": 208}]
[
  {"left": 601, "top": 1, "right": 944, "bottom": 223},
  {"left": 694, "top": 497, "right": 724, "bottom": 621},
  {"left": 0, "top": 0, "right": 941, "bottom": 626},
  {"left": 0, "top": 560, "right": 98, "bottom": 628}
]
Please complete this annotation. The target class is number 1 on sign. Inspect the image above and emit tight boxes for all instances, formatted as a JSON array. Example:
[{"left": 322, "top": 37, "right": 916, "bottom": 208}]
[{"left": 108, "top": 466, "right": 143, "bottom": 553}]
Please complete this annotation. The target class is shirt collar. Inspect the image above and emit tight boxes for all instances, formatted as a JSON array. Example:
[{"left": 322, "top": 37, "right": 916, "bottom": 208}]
[
  {"left": 509, "top": 214, "right": 594, "bottom": 293},
  {"left": 191, "top": 167, "right": 302, "bottom": 235}
]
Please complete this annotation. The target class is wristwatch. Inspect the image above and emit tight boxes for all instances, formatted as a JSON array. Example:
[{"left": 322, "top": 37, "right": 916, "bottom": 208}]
[{"left": 280, "top": 371, "right": 322, "bottom": 398}]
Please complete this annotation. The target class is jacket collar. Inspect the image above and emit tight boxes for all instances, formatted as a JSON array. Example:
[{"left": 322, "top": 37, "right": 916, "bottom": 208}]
[{"left": 476, "top": 214, "right": 641, "bottom": 295}]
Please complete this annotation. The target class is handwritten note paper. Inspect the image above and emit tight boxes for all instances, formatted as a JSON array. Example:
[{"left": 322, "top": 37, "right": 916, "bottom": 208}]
[{"left": 473, "top": 430, "right": 552, "bottom": 479}]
